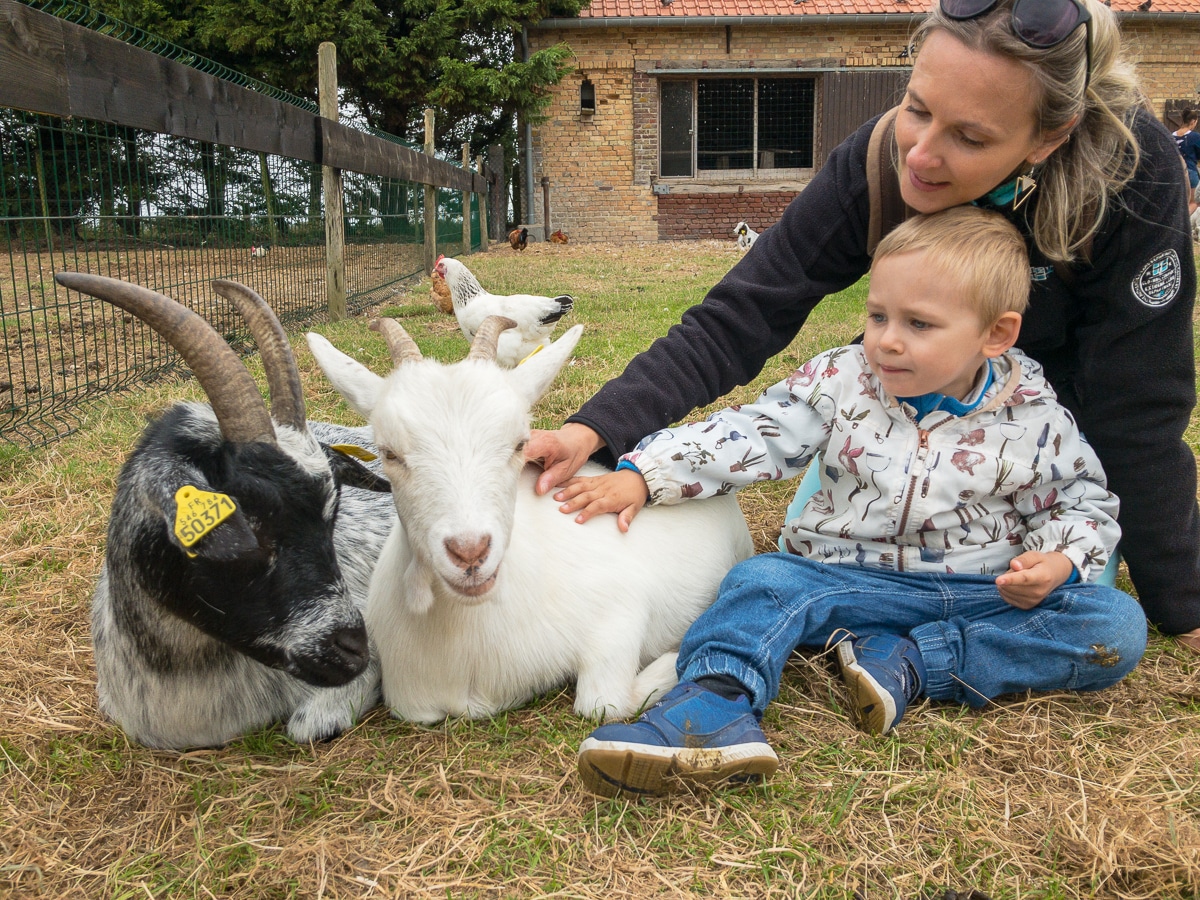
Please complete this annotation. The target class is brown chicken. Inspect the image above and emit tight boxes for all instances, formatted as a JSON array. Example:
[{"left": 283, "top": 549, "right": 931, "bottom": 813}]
[
  {"left": 549, "top": 230, "right": 569, "bottom": 244},
  {"left": 430, "top": 271, "right": 454, "bottom": 314},
  {"left": 508, "top": 227, "right": 529, "bottom": 251}
]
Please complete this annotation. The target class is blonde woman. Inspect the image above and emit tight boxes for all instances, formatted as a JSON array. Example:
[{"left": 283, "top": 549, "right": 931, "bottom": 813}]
[{"left": 529, "top": 0, "right": 1200, "bottom": 658}]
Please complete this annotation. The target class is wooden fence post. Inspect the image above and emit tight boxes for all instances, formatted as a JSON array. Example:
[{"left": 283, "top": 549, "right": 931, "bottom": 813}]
[
  {"left": 461, "top": 142, "right": 472, "bottom": 253},
  {"left": 424, "top": 109, "right": 436, "bottom": 275},
  {"left": 487, "top": 144, "right": 505, "bottom": 244},
  {"left": 476, "top": 155, "right": 489, "bottom": 251},
  {"left": 319, "top": 42, "right": 346, "bottom": 322}
]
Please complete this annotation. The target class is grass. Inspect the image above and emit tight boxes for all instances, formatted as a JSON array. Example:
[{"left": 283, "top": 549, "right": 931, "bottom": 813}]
[{"left": 1, "top": 240, "right": 1198, "bottom": 899}]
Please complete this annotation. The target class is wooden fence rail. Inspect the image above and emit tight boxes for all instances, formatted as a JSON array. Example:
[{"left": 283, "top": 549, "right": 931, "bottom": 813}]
[{"left": 0, "top": 0, "right": 494, "bottom": 196}]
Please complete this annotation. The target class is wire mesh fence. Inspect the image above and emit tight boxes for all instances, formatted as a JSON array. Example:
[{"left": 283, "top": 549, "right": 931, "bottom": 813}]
[{"left": 1, "top": 3, "right": 486, "bottom": 450}]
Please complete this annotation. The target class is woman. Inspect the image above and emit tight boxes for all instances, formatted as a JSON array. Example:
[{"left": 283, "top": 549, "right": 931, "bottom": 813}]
[
  {"left": 1172, "top": 107, "right": 1200, "bottom": 214},
  {"left": 526, "top": 0, "right": 1200, "bottom": 652}
]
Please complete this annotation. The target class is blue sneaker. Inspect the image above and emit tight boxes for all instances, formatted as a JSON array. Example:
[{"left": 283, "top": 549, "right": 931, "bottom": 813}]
[
  {"left": 577, "top": 682, "right": 779, "bottom": 798},
  {"left": 835, "top": 634, "right": 926, "bottom": 735}
]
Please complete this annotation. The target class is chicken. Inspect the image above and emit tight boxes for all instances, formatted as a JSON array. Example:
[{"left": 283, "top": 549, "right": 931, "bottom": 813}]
[
  {"left": 430, "top": 271, "right": 454, "bottom": 315},
  {"left": 250, "top": 244, "right": 269, "bottom": 257},
  {"left": 549, "top": 229, "right": 569, "bottom": 244},
  {"left": 435, "top": 255, "right": 574, "bottom": 368},
  {"left": 734, "top": 222, "right": 758, "bottom": 251},
  {"left": 508, "top": 227, "right": 529, "bottom": 251}
]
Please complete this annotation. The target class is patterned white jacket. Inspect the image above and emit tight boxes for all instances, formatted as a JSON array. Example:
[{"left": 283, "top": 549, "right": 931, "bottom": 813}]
[{"left": 624, "top": 346, "right": 1120, "bottom": 581}]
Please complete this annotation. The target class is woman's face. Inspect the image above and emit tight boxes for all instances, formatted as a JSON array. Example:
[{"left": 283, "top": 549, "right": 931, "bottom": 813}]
[{"left": 895, "top": 30, "right": 1071, "bottom": 213}]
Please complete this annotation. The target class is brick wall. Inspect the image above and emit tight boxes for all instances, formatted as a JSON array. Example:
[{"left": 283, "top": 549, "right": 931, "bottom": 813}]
[
  {"left": 656, "top": 191, "right": 799, "bottom": 240},
  {"left": 526, "top": 18, "right": 1200, "bottom": 245}
]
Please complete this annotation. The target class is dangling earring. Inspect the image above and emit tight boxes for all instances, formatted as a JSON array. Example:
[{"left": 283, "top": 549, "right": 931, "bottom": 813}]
[{"left": 1012, "top": 164, "right": 1038, "bottom": 211}]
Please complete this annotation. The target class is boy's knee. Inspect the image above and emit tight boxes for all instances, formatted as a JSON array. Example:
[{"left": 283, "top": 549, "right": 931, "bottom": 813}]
[
  {"left": 718, "top": 552, "right": 798, "bottom": 593},
  {"left": 1081, "top": 590, "right": 1147, "bottom": 686}
]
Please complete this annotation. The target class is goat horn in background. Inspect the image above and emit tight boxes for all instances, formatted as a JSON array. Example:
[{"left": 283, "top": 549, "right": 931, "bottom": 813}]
[
  {"left": 467, "top": 316, "right": 518, "bottom": 363},
  {"left": 212, "top": 279, "right": 306, "bottom": 432},
  {"left": 370, "top": 318, "right": 424, "bottom": 366},
  {"left": 53, "top": 272, "right": 276, "bottom": 446}
]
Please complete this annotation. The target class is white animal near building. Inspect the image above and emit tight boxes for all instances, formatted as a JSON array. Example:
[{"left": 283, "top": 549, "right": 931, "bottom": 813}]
[
  {"left": 306, "top": 316, "right": 754, "bottom": 724},
  {"left": 734, "top": 221, "right": 758, "bottom": 251}
]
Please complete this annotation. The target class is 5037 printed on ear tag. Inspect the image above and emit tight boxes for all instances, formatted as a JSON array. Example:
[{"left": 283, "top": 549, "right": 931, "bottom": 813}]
[{"left": 173, "top": 486, "right": 237, "bottom": 548}]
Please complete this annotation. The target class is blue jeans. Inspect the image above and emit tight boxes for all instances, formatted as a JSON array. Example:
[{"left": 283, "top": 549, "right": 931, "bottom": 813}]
[{"left": 678, "top": 554, "right": 1147, "bottom": 714}]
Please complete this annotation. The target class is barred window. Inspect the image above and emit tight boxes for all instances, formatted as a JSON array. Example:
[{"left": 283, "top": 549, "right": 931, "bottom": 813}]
[{"left": 659, "top": 77, "right": 815, "bottom": 178}]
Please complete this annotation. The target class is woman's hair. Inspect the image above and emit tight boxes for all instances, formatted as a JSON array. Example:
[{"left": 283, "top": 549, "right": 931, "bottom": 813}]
[
  {"left": 874, "top": 207, "right": 1030, "bottom": 323},
  {"left": 1183, "top": 108, "right": 1199, "bottom": 125},
  {"left": 912, "top": 0, "right": 1146, "bottom": 264}
]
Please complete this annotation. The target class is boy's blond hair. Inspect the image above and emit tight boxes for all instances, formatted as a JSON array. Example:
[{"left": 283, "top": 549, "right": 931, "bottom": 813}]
[{"left": 873, "top": 207, "right": 1030, "bottom": 326}]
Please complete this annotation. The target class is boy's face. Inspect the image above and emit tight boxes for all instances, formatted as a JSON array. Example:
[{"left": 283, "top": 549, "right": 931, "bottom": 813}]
[{"left": 864, "top": 249, "right": 1010, "bottom": 401}]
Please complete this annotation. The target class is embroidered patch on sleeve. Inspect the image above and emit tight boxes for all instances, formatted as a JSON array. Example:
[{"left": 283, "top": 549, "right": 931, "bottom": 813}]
[{"left": 1131, "top": 250, "right": 1181, "bottom": 308}]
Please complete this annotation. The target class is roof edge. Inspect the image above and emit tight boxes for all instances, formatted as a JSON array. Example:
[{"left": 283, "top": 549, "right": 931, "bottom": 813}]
[{"left": 531, "top": 11, "right": 1200, "bottom": 29}]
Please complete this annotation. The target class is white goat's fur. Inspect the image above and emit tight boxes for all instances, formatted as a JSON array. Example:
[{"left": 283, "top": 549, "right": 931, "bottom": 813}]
[{"left": 306, "top": 325, "right": 754, "bottom": 723}]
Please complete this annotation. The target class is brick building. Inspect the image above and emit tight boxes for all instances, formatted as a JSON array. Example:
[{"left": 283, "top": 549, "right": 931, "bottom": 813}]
[{"left": 523, "top": 0, "right": 1200, "bottom": 244}]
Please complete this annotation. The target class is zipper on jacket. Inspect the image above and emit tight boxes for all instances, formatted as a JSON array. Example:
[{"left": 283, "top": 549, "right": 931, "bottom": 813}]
[{"left": 895, "top": 419, "right": 955, "bottom": 566}]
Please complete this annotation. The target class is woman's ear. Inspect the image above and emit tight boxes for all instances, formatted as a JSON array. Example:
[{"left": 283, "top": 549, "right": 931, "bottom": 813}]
[
  {"left": 983, "top": 312, "right": 1022, "bottom": 358},
  {"left": 1027, "top": 115, "right": 1080, "bottom": 166}
]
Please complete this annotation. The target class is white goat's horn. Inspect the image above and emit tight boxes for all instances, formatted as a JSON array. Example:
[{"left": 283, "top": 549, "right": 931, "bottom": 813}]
[
  {"left": 467, "top": 316, "right": 518, "bottom": 362},
  {"left": 212, "top": 279, "right": 306, "bottom": 432},
  {"left": 54, "top": 271, "right": 276, "bottom": 446},
  {"left": 371, "top": 318, "right": 423, "bottom": 365}
]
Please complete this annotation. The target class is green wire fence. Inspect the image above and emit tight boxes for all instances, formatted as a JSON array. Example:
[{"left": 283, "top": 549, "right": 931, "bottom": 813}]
[{"left": 1, "top": 0, "right": 488, "bottom": 450}]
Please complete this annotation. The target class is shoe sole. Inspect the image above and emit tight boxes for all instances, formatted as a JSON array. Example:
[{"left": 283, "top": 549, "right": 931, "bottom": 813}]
[
  {"left": 577, "top": 738, "right": 779, "bottom": 799},
  {"left": 836, "top": 641, "right": 897, "bottom": 735}
]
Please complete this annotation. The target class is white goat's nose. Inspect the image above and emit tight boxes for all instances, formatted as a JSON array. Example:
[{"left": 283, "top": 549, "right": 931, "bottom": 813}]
[{"left": 444, "top": 535, "right": 491, "bottom": 572}]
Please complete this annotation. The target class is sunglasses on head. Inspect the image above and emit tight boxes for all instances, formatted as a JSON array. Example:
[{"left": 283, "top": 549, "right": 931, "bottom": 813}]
[{"left": 941, "top": 0, "right": 1092, "bottom": 92}]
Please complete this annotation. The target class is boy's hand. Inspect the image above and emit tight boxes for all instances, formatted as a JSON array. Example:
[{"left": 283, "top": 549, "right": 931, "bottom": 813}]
[
  {"left": 995, "top": 551, "right": 1076, "bottom": 609},
  {"left": 525, "top": 424, "right": 603, "bottom": 495},
  {"left": 553, "top": 469, "right": 649, "bottom": 532}
]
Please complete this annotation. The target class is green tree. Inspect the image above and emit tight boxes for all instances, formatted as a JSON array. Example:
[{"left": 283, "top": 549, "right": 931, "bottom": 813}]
[{"left": 91, "top": 0, "right": 586, "bottom": 157}]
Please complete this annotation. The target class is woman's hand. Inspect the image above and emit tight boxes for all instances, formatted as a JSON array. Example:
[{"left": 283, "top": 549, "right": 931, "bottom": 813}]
[
  {"left": 553, "top": 470, "right": 649, "bottom": 532},
  {"left": 524, "top": 423, "right": 604, "bottom": 495},
  {"left": 995, "top": 550, "right": 1076, "bottom": 609}
]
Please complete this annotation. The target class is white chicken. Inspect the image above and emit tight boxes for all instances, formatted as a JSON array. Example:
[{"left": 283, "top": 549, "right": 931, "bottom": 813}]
[
  {"left": 435, "top": 255, "right": 575, "bottom": 368},
  {"left": 734, "top": 222, "right": 758, "bottom": 252}
]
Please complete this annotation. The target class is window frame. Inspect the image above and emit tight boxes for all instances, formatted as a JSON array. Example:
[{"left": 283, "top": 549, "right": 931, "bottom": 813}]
[{"left": 656, "top": 75, "right": 816, "bottom": 181}]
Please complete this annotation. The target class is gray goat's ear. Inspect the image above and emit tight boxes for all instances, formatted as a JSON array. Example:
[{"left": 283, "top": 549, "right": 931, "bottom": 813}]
[
  {"left": 165, "top": 495, "right": 259, "bottom": 561},
  {"left": 323, "top": 445, "right": 392, "bottom": 493},
  {"left": 306, "top": 332, "right": 384, "bottom": 418},
  {"left": 508, "top": 324, "right": 584, "bottom": 405}
]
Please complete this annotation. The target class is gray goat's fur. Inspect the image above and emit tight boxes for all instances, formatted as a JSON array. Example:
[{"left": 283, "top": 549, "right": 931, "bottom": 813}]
[{"left": 57, "top": 273, "right": 395, "bottom": 749}]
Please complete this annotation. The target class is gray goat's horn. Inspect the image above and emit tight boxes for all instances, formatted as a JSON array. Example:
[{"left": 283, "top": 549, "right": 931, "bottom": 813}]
[
  {"left": 371, "top": 318, "right": 423, "bottom": 366},
  {"left": 212, "top": 280, "right": 306, "bottom": 432},
  {"left": 467, "top": 316, "right": 518, "bottom": 362},
  {"left": 53, "top": 272, "right": 276, "bottom": 445}
]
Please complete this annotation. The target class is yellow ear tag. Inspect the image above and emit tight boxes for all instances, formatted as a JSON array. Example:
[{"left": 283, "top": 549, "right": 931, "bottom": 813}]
[
  {"left": 173, "top": 486, "right": 237, "bottom": 552},
  {"left": 329, "top": 443, "right": 378, "bottom": 462},
  {"left": 517, "top": 345, "right": 544, "bottom": 366}
]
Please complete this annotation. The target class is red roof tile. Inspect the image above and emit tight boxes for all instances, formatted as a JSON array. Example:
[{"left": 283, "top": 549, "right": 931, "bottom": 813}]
[{"left": 571, "top": 0, "right": 1200, "bottom": 19}]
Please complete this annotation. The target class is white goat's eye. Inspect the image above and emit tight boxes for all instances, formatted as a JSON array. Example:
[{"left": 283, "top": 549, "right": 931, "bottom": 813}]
[
  {"left": 515, "top": 439, "right": 527, "bottom": 455},
  {"left": 382, "top": 448, "right": 403, "bottom": 465}
]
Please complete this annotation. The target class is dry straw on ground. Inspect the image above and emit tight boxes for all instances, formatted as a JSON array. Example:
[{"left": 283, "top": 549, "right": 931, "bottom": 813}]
[{"left": 1, "top": 242, "right": 1197, "bottom": 899}]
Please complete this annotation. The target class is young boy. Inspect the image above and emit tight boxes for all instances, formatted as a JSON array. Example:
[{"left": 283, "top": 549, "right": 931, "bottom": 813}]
[{"left": 555, "top": 206, "right": 1147, "bottom": 799}]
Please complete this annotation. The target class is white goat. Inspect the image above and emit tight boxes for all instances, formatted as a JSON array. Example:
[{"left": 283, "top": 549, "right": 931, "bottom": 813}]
[{"left": 306, "top": 317, "right": 754, "bottom": 724}]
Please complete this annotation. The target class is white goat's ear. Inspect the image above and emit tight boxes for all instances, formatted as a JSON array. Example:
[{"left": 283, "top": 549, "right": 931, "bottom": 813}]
[
  {"left": 508, "top": 325, "right": 584, "bottom": 405},
  {"left": 305, "top": 332, "right": 384, "bottom": 418}
]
